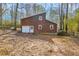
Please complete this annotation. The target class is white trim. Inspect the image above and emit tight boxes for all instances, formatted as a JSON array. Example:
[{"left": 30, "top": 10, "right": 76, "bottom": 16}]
[
  {"left": 39, "top": 16, "right": 43, "bottom": 21},
  {"left": 50, "top": 25, "right": 54, "bottom": 30},
  {"left": 38, "top": 25, "right": 42, "bottom": 30}
]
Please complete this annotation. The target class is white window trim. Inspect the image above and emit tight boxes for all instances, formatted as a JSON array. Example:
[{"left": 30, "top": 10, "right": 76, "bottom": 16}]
[
  {"left": 50, "top": 25, "right": 54, "bottom": 30},
  {"left": 39, "top": 16, "right": 43, "bottom": 20},
  {"left": 38, "top": 25, "right": 42, "bottom": 30}
]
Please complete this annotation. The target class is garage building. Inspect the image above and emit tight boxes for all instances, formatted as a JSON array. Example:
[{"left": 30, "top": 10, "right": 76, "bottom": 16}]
[{"left": 21, "top": 13, "right": 57, "bottom": 33}]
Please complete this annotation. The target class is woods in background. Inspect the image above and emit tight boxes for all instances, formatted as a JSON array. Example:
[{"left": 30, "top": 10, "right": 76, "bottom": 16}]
[{"left": 0, "top": 3, "right": 79, "bottom": 35}]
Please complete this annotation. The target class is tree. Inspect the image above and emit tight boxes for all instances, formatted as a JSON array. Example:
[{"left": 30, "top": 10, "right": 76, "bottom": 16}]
[
  {"left": 0, "top": 3, "right": 2, "bottom": 28},
  {"left": 14, "top": 3, "right": 19, "bottom": 30},
  {"left": 32, "top": 4, "right": 37, "bottom": 14},
  {"left": 35, "top": 4, "right": 45, "bottom": 14},
  {"left": 25, "top": 4, "right": 31, "bottom": 17},
  {"left": 59, "top": 3, "right": 64, "bottom": 31},
  {"left": 10, "top": 4, "right": 14, "bottom": 27},
  {"left": 0, "top": 3, "right": 8, "bottom": 29},
  {"left": 65, "top": 3, "right": 69, "bottom": 33},
  {"left": 77, "top": 4, "right": 79, "bottom": 32}
]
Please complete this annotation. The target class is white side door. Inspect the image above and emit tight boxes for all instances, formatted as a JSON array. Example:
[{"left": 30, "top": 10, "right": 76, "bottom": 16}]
[{"left": 29, "top": 26, "right": 34, "bottom": 33}]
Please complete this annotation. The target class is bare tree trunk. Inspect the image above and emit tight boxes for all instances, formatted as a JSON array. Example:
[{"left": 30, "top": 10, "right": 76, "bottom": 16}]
[
  {"left": 0, "top": 3, "right": 9, "bottom": 29},
  {"left": 59, "top": 3, "right": 64, "bottom": 31},
  {"left": 77, "top": 4, "right": 79, "bottom": 32},
  {"left": 14, "top": 3, "right": 18, "bottom": 30},
  {"left": 10, "top": 4, "right": 14, "bottom": 27},
  {"left": 0, "top": 3, "right": 2, "bottom": 29},
  {"left": 65, "top": 3, "right": 69, "bottom": 33}
]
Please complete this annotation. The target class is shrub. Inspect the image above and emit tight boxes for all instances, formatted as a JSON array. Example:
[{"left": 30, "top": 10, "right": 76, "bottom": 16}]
[{"left": 57, "top": 30, "right": 70, "bottom": 36}]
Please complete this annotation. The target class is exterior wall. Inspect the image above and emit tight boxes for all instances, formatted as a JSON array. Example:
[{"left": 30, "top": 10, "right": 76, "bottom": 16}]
[
  {"left": 21, "top": 13, "right": 57, "bottom": 33},
  {"left": 43, "top": 21, "right": 57, "bottom": 33}
]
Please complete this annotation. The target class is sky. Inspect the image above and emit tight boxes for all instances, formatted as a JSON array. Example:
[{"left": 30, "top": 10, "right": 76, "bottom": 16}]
[
  {"left": 2, "top": 3, "right": 60, "bottom": 20},
  {"left": 2, "top": 3, "right": 78, "bottom": 21}
]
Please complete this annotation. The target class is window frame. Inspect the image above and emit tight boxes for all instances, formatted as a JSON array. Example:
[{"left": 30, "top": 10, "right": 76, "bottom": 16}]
[
  {"left": 39, "top": 16, "right": 43, "bottom": 20},
  {"left": 38, "top": 25, "right": 42, "bottom": 30},
  {"left": 50, "top": 24, "right": 54, "bottom": 30}
]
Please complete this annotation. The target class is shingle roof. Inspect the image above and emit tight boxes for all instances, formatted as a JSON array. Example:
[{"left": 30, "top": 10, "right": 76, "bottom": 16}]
[
  {"left": 21, "top": 12, "right": 46, "bottom": 20},
  {"left": 21, "top": 12, "right": 57, "bottom": 25}
]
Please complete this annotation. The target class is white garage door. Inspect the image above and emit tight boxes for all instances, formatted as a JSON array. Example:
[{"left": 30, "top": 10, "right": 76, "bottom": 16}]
[{"left": 22, "top": 26, "right": 34, "bottom": 33}]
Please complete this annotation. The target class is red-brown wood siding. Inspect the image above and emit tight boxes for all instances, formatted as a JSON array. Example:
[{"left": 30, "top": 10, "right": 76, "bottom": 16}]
[{"left": 21, "top": 13, "right": 57, "bottom": 33}]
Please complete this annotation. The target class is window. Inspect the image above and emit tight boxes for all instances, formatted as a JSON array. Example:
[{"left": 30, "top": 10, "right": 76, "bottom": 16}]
[
  {"left": 38, "top": 25, "right": 42, "bottom": 30},
  {"left": 50, "top": 25, "right": 54, "bottom": 30},
  {"left": 39, "top": 16, "right": 43, "bottom": 20},
  {"left": 30, "top": 26, "right": 34, "bottom": 29}
]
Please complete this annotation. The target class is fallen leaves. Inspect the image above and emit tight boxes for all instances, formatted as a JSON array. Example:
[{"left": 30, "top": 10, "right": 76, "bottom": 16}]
[{"left": 0, "top": 30, "right": 79, "bottom": 56}]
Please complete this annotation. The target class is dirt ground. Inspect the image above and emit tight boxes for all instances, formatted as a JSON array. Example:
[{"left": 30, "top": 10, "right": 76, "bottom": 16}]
[{"left": 0, "top": 30, "right": 79, "bottom": 56}]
